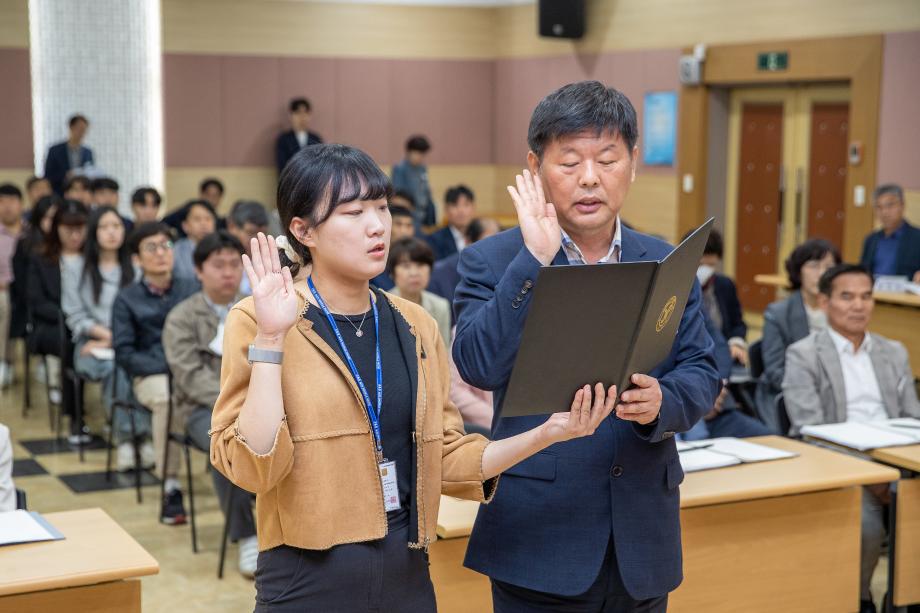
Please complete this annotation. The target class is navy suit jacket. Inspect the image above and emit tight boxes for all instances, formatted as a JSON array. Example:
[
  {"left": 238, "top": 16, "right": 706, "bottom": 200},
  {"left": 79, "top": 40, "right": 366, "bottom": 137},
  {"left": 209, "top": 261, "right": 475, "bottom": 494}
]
[
  {"left": 275, "top": 129, "right": 323, "bottom": 173},
  {"left": 453, "top": 225, "right": 720, "bottom": 599},
  {"left": 427, "top": 226, "right": 459, "bottom": 260},
  {"left": 427, "top": 252, "right": 461, "bottom": 307},
  {"left": 711, "top": 274, "right": 747, "bottom": 341},
  {"left": 860, "top": 221, "right": 920, "bottom": 279},
  {"left": 44, "top": 142, "right": 93, "bottom": 194}
]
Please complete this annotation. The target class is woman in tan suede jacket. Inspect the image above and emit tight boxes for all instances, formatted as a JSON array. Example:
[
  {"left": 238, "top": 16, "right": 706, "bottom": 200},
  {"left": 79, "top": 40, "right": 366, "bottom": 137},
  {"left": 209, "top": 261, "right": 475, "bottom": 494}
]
[{"left": 210, "top": 144, "right": 615, "bottom": 612}]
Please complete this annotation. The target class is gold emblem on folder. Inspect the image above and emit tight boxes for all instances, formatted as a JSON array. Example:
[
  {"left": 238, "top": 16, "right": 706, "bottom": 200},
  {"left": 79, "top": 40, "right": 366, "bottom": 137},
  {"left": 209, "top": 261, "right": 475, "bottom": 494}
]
[{"left": 656, "top": 296, "right": 677, "bottom": 332}]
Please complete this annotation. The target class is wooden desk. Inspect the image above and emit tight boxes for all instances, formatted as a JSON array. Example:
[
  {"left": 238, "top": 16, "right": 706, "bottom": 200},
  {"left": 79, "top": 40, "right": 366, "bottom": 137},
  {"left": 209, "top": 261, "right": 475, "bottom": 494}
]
[
  {"left": 673, "top": 436, "right": 899, "bottom": 612},
  {"left": 429, "top": 496, "right": 490, "bottom": 613},
  {"left": 0, "top": 508, "right": 159, "bottom": 613},
  {"left": 754, "top": 273, "right": 920, "bottom": 378},
  {"left": 870, "top": 445, "right": 920, "bottom": 607},
  {"left": 429, "top": 437, "right": 898, "bottom": 613}
]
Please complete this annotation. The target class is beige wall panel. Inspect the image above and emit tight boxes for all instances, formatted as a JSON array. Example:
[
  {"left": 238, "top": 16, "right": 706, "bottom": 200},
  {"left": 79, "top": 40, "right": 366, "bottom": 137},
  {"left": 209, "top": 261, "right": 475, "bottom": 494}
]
[
  {"left": 0, "top": 0, "right": 28, "bottom": 49},
  {"left": 165, "top": 164, "right": 506, "bottom": 221},
  {"left": 0, "top": 168, "right": 34, "bottom": 195},
  {"left": 905, "top": 189, "right": 920, "bottom": 227},
  {"left": 162, "top": 0, "right": 497, "bottom": 59},
  {"left": 163, "top": 167, "right": 279, "bottom": 216},
  {"left": 496, "top": 0, "right": 920, "bottom": 58}
]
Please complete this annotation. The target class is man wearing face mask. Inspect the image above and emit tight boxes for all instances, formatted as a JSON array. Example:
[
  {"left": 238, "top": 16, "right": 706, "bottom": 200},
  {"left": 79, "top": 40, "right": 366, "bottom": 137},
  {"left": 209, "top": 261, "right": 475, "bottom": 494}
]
[{"left": 692, "top": 229, "right": 748, "bottom": 365}]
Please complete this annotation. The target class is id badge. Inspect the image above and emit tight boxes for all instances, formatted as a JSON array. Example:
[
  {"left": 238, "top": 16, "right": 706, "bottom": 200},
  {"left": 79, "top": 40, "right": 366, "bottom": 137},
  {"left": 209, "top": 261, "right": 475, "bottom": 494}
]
[{"left": 378, "top": 460, "right": 401, "bottom": 512}]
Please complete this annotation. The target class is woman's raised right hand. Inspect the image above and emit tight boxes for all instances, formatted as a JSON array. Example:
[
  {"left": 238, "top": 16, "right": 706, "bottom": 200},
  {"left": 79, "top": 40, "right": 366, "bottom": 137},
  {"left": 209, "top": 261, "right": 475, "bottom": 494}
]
[{"left": 242, "top": 232, "right": 301, "bottom": 343}]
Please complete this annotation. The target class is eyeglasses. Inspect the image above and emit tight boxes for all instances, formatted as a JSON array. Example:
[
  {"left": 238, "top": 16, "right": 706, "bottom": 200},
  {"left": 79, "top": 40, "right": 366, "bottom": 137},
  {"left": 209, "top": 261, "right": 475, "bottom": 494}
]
[{"left": 140, "top": 240, "right": 173, "bottom": 254}]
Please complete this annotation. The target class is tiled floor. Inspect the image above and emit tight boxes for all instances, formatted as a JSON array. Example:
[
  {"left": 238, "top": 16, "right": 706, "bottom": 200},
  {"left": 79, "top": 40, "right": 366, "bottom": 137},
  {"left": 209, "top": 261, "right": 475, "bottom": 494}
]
[
  {"left": 1, "top": 345, "right": 257, "bottom": 612},
  {"left": 1, "top": 339, "right": 894, "bottom": 612}
]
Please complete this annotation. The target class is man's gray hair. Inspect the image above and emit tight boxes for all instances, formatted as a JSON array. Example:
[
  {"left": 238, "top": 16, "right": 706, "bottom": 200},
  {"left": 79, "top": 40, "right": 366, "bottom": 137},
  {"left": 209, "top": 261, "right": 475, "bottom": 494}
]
[{"left": 873, "top": 183, "right": 904, "bottom": 203}]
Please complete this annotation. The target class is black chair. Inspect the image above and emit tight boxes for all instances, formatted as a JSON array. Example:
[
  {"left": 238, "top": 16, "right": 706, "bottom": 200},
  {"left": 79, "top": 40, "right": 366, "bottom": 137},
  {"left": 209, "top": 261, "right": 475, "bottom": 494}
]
[
  {"left": 748, "top": 340, "right": 765, "bottom": 379},
  {"left": 57, "top": 310, "right": 87, "bottom": 461},
  {"left": 105, "top": 374, "right": 150, "bottom": 504},
  {"left": 160, "top": 372, "right": 199, "bottom": 553},
  {"left": 775, "top": 393, "right": 792, "bottom": 437},
  {"left": 15, "top": 488, "right": 27, "bottom": 510}
]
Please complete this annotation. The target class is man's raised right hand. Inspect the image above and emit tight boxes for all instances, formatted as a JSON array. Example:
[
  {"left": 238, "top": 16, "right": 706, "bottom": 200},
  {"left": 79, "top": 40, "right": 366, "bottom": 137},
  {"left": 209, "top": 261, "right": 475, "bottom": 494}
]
[{"left": 507, "top": 169, "right": 561, "bottom": 266}]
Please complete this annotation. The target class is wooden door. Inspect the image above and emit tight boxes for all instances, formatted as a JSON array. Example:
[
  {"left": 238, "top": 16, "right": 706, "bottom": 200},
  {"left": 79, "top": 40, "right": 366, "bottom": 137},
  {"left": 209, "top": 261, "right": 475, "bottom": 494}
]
[
  {"left": 735, "top": 104, "right": 784, "bottom": 312},
  {"left": 805, "top": 103, "right": 849, "bottom": 250}
]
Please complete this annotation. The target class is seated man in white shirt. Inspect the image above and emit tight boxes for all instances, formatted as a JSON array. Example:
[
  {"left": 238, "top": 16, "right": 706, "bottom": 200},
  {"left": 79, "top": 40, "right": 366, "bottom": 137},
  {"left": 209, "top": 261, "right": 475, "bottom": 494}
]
[{"left": 783, "top": 263, "right": 920, "bottom": 613}]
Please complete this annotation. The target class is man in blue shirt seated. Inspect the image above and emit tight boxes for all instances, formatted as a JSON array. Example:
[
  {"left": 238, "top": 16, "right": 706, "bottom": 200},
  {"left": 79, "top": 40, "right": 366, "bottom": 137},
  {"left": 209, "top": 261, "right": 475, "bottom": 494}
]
[{"left": 859, "top": 184, "right": 920, "bottom": 282}]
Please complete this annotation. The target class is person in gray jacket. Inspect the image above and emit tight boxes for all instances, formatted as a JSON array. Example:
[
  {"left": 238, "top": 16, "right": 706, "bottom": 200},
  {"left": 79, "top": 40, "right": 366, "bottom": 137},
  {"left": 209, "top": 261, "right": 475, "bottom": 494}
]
[
  {"left": 164, "top": 231, "right": 258, "bottom": 577},
  {"left": 62, "top": 206, "right": 148, "bottom": 470},
  {"left": 756, "top": 239, "right": 839, "bottom": 431},
  {"left": 783, "top": 263, "right": 920, "bottom": 612}
]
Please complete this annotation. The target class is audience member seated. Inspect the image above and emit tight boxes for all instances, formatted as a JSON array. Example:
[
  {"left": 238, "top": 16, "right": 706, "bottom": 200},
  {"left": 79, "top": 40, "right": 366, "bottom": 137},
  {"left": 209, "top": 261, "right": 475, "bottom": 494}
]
[
  {"left": 783, "top": 263, "right": 920, "bottom": 612},
  {"left": 448, "top": 327, "right": 492, "bottom": 435},
  {"left": 172, "top": 199, "right": 217, "bottom": 281},
  {"left": 387, "top": 237, "right": 451, "bottom": 348},
  {"left": 757, "top": 238, "right": 840, "bottom": 430},
  {"left": 371, "top": 204, "right": 416, "bottom": 291},
  {"left": 90, "top": 177, "right": 119, "bottom": 209},
  {"left": 428, "top": 217, "right": 501, "bottom": 307},
  {"left": 44, "top": 114, "right": 94, "bottom": 195},
  {"left": 392, "top": 135, "right": 436, "bottom": 227},
  {"left": 694, "top": 228, "right": 747, "bottom": 364},
  {"left": 62, "top": 206, "right": 150, "bottom": 470},
  {"left": 63, "top": 176, "right": 92, "bottom": 206},
  {"left": 0, "top": 422, "right": 13, "bottom": 511},
  {"left": 427, "top": 185, "right": 476, "bottom": 260},
  {"left": 226, "top": 200, "right": 269, "bottom": 296},
  {"left": 25, "top": 176, "right": 52, "bottom": 208},
  {"left": 860, "top": 183, "right": 920, "bottom": 282},
  {"left": 0, "top": 184, "right": 26, "bottom": 388},
  {"left": 112, "top": 223, "right": 198, "bottom": 524},
  {"left": 163, "top": 231, "right": 258, "bottom": 577},
  {"left": 682, "top": 312, "right": 772, "bottom": 440},
  {"left": 125, "top": 186, "right": 163, "bottom": 233},
  {"left": 27, "top": 200, "right": 89, "bottom": 442},
  {"left": 275, "top": 97, "right": 323, "bottom": 173},
  {"left": 10, "top": 196, "right": 60, "bottom": 376},
  {"left": 199, "top": 177, "right": 224, "bottom": 212}
]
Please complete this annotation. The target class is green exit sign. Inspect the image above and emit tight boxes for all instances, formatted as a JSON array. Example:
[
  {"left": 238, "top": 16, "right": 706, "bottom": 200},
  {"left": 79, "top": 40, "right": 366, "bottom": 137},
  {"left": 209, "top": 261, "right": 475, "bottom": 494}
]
[{"left": 758, "top": 51, "right": 789, "bottom": 71}]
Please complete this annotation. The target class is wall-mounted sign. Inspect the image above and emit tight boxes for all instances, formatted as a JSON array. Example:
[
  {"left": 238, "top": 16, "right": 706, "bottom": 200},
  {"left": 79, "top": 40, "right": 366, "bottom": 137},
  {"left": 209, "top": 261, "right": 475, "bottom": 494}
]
[
  {"left": 757, "top": 51, "right": 788, "bottom": 71},
  {"left": 643, "top": 91, "right": 677, "bottom": 167}
]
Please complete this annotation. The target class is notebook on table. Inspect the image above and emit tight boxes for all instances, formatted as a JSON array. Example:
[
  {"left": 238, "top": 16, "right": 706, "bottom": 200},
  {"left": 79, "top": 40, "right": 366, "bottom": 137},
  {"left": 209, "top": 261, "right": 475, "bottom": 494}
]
[
  {"left": 0, "top": 510, "right": 65, "bottom": 547},
  {"left": 800, "top": 418, "right": 920, "bottom": 451},
  {"left": 677, "top": 437, "right": 797, "bottom": 473}
]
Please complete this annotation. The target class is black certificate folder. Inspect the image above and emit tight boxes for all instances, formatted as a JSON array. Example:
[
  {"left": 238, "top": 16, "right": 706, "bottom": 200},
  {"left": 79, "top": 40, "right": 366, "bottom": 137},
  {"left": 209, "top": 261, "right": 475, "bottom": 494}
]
[{"left": 500, "top": 218, "right": 715, "bottom": 417}]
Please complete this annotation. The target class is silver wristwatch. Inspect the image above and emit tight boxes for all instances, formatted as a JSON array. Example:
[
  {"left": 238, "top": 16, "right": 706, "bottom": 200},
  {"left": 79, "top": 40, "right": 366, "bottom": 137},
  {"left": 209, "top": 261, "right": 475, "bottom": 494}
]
[{"left": 248, "top": 344, "right": 283, "bottom": 365}]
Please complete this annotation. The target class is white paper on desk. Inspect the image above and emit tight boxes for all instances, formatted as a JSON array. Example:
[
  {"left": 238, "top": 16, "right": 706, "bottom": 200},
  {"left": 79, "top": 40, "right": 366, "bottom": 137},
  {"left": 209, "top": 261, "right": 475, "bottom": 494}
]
[
  {"left": 875, "top": 418, "right": 920, "bottom": 439},
  {"left": 678, "top": 448, "right": 741, "bottom": 473},
  {"left": 0, "top": 510, "right": 65, "bottom": 546},
  {"left": 801, "top": 422, "right": 918, "bottom": 451},
  {"left": 705, "top": 438, "right": 797, "bottom": 463},
  {"left": 89, "top": 347, "right": 115, "bottom": 361}
]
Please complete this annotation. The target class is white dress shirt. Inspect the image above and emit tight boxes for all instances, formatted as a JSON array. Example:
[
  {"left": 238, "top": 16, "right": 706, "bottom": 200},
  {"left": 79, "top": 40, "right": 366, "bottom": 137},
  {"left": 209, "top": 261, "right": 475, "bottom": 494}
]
[
  {"left": 827, "top": 328, "right": 888, "bottom": 423},
  {"left": 560, "top": 216, "right": 622, "bottom": 265},
  {"left": 295, "top": 130, "right": 308, "bottom": 148},
  {"left": 449, "top": 225, "right": 467, "bottom": 252}
]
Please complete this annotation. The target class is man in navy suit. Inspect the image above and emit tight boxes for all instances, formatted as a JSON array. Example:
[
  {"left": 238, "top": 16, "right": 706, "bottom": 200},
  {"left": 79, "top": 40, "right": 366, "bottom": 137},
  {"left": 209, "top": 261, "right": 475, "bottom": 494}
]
[
  {"left": 453, "top": 81, "right": 720, "bottom": 612},
  {"left": 44, "top": 115, "right": 94, "bottom": 195},
  {"left": 275, "top": 98, "right": 323, "bottom": 173},
  {"left": 693, "top": 228, "right": 748, "bottom": 365},
  {"left": 860, "top": 184, "right": 920, "bottom": 282},
  {"left": 427, "top": 185, "right": 476, "bottom": 260},
  {"left": 429, "top": 217, "right": 501, "bottom": 308}
]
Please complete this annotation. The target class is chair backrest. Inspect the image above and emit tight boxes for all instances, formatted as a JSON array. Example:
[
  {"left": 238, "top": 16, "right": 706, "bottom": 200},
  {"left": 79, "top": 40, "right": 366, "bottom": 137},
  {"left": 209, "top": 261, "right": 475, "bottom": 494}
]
[
  {"left": 748, "top": 339, "right": 765, "bottom": 379},
  {"left": 775, "top": 393, "right": 792, "bottom": 437}
]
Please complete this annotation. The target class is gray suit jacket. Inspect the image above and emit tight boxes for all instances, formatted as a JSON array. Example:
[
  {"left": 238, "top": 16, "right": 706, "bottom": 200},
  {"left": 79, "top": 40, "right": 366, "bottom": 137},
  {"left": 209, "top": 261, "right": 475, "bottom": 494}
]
[{"left": 782, "top": 329, "right": 920, "bottom": 436}]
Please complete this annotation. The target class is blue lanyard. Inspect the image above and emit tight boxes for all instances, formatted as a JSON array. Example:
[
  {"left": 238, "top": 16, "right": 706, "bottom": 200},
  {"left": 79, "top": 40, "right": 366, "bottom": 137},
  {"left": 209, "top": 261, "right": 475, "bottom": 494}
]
[{"left": 308, "top": 277, "right": 384, "bottom": 462}]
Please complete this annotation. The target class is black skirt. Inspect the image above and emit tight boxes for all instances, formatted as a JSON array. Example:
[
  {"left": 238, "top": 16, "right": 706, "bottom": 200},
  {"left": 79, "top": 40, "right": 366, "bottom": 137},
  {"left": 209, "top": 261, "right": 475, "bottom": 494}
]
[{"left": 253, "top": 522, "right": 436, "bottom": 613}]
